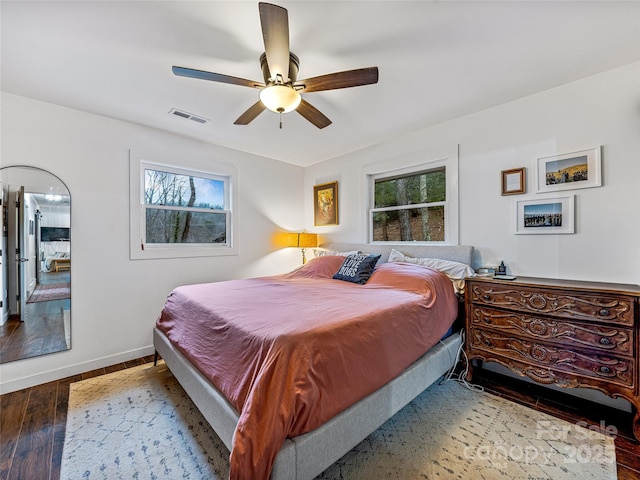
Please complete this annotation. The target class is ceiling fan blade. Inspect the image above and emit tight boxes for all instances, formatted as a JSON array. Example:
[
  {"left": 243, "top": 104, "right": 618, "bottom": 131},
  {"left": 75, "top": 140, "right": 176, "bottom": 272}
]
[
  {"left": 173, "top": 66, "right": 264, "bottom": 89},
  {"left": 234, "top": 101, "right": 267, "bottom": 125},
  {"left": 295, "top": 67, "right": 379, "bottom": 93},
  {"left": 296, "top": 99, "right": 332, "bottom": 129},
  {"left": 258, "top": 2, "right": 290, "bottom": 81}
]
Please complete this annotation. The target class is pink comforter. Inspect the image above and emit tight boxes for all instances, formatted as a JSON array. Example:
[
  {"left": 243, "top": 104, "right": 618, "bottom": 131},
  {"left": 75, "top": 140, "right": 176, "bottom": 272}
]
[{"left": 156, "top": 256, "right": 458, "bottom": 479}]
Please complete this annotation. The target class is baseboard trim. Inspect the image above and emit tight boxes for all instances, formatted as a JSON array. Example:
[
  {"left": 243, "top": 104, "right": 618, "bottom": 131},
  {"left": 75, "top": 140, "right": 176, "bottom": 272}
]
[{"left": 0, "top": 345, "right": 156, "bottom": 394}]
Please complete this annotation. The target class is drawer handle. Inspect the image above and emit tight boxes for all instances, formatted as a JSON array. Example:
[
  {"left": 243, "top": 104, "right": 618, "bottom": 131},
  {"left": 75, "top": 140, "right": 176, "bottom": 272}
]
[
  {"left": 483, "top": 339, "right": 492, "bottom": 347},
  {"left": 599, "top": 308, "right": 610, "bottom": 316},
  {"left": 599, "top": 366, "right": 611, "bottom": 374},
  {"left": 482, "top": 317, "right": 492, "bottom": 324},
  {"left": 599, "top": 337, "right": 611, "bottom": 345},
  {"left": 483, "top": 294, "right": 491, "bottom": 301}
]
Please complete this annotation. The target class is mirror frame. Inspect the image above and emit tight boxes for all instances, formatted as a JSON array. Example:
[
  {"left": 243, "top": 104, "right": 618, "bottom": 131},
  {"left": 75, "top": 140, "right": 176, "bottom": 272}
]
[{"left": 0, "top": 165, "right": 71, "bottom": 363}]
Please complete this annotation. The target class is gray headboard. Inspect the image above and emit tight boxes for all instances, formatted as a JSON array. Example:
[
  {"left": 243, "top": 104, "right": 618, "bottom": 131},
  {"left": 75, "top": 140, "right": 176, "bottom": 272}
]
[{"left": 319, "top": 243, "right": 474, "bottom": 266}]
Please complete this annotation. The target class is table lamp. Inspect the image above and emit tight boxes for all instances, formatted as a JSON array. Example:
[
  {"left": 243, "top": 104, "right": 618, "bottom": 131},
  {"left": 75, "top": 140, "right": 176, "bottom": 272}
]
[{"left": 287, "top": 232, "right": 318, "bottom": 264}]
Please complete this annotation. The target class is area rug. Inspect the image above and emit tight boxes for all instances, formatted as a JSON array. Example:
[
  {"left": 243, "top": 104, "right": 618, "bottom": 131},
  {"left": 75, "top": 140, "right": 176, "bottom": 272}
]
[
  {"left": 26, "top": 283, "right": 70, "bottom": 303},
  {"left": 60, "top": 363, "right": 617, "bottom": 480}
]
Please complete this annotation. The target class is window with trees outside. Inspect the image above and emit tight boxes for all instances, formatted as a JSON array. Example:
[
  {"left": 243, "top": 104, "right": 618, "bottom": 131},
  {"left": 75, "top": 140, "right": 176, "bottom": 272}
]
[
  {"left": 370, "top": 167, "right": 446, "bottom": 242},
  {"left": 143, "top": 167, "right": 229, "bottom": 246},
  {"left": 130, "top": 156, "right": 236, "bottom": 260}
]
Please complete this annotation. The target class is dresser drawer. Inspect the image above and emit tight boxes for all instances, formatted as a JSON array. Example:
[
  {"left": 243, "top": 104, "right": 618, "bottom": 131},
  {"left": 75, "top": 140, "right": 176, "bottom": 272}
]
[
  {"left": 469, "top": 283, "right": 635, "bottom": 326},
  {"left": 468, "top": 328, "right": 635, "bottom": 388},
  {"left": 469, "top": 306, "right": 634, "bottom": 356}
]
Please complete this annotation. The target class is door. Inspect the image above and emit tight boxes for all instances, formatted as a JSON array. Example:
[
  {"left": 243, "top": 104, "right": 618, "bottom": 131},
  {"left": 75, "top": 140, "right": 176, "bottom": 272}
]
[
  {"left": 0, "top": 181, "right": 4, "bottom": 322},
  {"left": 17, "top": 187, "right": 27, "bottom": 320},
  {"left": 35, "top": 211, "right": 41, "bottom": 285}
]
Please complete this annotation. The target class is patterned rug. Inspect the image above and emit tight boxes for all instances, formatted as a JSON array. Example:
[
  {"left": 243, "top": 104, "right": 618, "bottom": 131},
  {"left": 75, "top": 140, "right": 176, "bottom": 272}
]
[
  {"left": 26, "top": 283, "right": 70, "bottom": 303},
  {"left": 60, "top": 363, "right": 617, "bottom": 480}
]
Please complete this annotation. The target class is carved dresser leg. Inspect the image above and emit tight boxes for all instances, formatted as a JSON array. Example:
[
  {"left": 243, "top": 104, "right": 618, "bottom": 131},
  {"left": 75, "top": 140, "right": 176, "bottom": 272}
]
[{"left": 633, "top": 403, "right": 640, "bottom": 442}]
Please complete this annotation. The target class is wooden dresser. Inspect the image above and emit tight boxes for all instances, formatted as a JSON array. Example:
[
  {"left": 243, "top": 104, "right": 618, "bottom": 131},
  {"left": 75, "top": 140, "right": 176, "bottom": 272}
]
[{"left": 465, "top": 276, "right": 640, "bottom": 441}]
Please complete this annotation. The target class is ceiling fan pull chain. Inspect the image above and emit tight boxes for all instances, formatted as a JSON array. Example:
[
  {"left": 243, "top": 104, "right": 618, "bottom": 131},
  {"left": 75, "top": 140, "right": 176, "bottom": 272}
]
[{"left": 279, "top": 111, "right": 283, "bottom": 129}]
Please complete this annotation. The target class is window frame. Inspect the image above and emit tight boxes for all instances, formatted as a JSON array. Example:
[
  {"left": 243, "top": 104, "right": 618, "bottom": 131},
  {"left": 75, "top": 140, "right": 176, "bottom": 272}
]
[
  {"left": 130, "top": 153, "right": 238, "bottom": 260},
  {"left": 365, "top": 148, "right": 459, "bottom": 245}
]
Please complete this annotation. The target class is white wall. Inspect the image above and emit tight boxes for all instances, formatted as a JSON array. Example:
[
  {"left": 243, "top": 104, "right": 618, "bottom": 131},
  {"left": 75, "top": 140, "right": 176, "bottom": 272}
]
[
  {"left": 304, "top": 62, "right": 640, "bottom": 285},
  {"left": 40, "top": 205, "right": 71, "bottom": 263},
  {"left": 0, "top": 92, "right": 304, "bottom": 393},
  {"left": 40, "top": 208, "right": 70, "bottom": 228}
]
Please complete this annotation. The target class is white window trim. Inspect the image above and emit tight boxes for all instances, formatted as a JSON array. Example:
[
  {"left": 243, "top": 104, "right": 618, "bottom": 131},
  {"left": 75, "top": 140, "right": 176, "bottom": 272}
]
[
  {"left": 129, "top": 151, "right": 238, "bottom": 260},
  {"left": 363, "top": 146, "right": 459, "bottom": 245}
]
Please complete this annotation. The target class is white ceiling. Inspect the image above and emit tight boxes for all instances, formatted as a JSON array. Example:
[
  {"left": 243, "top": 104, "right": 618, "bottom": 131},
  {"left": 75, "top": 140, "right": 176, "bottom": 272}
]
[{"left": 2, "top": 1, "right": 639, "bottom": 167}]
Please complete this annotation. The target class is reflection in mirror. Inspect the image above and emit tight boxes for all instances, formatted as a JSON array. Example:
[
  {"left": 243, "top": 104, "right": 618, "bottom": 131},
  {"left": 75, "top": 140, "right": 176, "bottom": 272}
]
[{"left": 0, "top": 166, "right": 71, "bottom": 363}]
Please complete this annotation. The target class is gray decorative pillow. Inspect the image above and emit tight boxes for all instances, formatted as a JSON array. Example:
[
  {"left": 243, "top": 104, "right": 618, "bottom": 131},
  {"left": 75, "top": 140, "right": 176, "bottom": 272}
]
[
  {"left": 332, "top": 254, "right": 381, "bottom": 285},
  {"left": 313, "top": 249, "right": 360, "bottom": 257}
]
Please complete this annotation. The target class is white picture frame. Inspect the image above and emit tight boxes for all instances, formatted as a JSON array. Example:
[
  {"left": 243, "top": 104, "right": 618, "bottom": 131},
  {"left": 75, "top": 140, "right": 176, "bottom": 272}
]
[
  {"left": 536, "top": 147, "right": 601, "bottom": 193},
  {"left": 515, "top": 196, "right": 574, "bottom": 234}
]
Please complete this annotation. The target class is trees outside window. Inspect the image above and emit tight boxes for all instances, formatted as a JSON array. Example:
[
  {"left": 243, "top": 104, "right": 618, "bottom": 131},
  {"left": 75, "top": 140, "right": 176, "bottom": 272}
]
[
  {"left": 143, "top": 167, "right": 229, "bottom": 246},
  {"left": 370, "top": 167, "right": 446, "bottom": 242}
]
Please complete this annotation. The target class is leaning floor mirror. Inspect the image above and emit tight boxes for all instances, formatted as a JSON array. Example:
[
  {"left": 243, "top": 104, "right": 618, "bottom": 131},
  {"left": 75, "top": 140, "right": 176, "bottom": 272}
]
[{"left": 0, "top": 165, "right": 71, "bottom": 363}]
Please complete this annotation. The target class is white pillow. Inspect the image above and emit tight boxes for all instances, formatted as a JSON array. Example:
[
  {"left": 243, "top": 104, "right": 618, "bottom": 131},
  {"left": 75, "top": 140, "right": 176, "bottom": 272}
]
[
  {"left": 313, "top": 249, "right": 360, "bottom": 258},
  {"left": 388, "top": 249, "right": 475, "bottom": 294}
]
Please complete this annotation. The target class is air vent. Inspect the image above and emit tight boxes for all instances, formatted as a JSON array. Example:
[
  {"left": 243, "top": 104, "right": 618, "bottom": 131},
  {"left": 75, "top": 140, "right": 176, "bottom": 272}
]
[{"left": 169, "top": 108, "right": 209, "bottom": 124}]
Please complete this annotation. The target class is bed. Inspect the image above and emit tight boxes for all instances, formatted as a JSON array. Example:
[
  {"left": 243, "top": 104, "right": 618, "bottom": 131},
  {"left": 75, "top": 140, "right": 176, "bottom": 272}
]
[
  {"left": 43, "top": 251, "right": 71, "bottom": 272},
  {"left": 153, "top": 243, "right": 474, "bottom": 480}
]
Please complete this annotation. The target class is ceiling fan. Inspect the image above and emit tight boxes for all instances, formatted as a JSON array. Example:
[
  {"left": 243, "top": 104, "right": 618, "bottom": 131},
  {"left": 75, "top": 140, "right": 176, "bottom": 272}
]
[{"left": 172, "top": 2, "right": 379, "bottom": 129}]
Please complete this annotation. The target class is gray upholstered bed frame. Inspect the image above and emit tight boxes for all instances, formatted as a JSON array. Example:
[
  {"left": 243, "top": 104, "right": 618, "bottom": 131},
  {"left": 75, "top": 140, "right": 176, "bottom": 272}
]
[{"left": 153, "top": 243, "right": 473, "bottom": 479}]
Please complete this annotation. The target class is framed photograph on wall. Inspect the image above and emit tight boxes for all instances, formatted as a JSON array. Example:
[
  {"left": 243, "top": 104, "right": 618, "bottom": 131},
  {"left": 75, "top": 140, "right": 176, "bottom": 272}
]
[
  {"left": 536, "top": 147, "right": 601, "bottom": 193},
  {"left": 501, "top": 167, "right": 526, "bottom": 195},
  {"left": 314, "top": 181, "right": 339, "bottom": 226},
  {"left": 514, "top": 196, "right": 574, "bottom": 234}
]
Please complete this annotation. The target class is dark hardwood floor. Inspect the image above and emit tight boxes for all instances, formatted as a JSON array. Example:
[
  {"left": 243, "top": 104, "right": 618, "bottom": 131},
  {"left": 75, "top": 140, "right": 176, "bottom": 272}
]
[
  {"left": 0, "top": 272, "right": 70, "bottom": 363},
  {"left": 1, "top": 359, "right": 638, "bottom": 480},
  {"left": 0, "top": 355, "right": 155, "bottom": 480}
]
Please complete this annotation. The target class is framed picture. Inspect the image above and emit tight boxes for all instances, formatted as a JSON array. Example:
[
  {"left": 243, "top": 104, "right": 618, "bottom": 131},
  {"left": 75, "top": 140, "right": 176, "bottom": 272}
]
[
  {"left": 514, "top": 196, "right": 574, "bottom": 234},
  {"left": 314, "top": 181, "right": 339, "bottom": 226},
  {"left": 536, "top": 147, "right": 601, "bottom": 193},
  {"left": 501, "top": 167, "right": 526, "bottom": 195}
]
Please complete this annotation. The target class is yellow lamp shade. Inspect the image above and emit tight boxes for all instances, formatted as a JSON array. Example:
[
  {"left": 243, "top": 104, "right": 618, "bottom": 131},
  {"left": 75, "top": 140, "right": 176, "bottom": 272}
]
[
  {"left": 286, "top": 233, "right": 301, "bottom": 247},
  {"left": 298, "top": 233, "right": 318, "bottom": 248},
  {"left": 286, "top": 232, "right": 318, "bottom": 248}
]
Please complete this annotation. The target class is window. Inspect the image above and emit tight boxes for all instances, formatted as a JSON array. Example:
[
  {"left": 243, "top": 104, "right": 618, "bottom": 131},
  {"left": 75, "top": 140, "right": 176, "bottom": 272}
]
[
  {"left": 366, "top": 150, "right": 459, "bottom": 244},
  {"left": 371, "top": 168, "right": 446, "bottom": 242},
  {"left": 130, "top": 155, "right": 237, "bottom": 259},
  {"left": 143, "top": 168, "right": 228, "bottom": 245}
]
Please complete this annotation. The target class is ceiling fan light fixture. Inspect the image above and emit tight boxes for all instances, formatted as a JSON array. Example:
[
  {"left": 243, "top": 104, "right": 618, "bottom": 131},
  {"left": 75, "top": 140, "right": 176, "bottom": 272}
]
[
  {"left": 259, "top": 85, "right": 301, "bottom": 113},
  {"left": 173, "top": 3, "right": 378, "bottom": 128}
]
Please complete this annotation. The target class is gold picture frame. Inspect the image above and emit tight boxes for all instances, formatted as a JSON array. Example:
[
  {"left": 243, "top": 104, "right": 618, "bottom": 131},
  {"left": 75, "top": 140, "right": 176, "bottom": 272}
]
[
  {"left": 501, "top": 167, "right": 526, "bottom": 195},
  {"left": 314, "top": 181, "right": 338, "bottom": 226}
]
